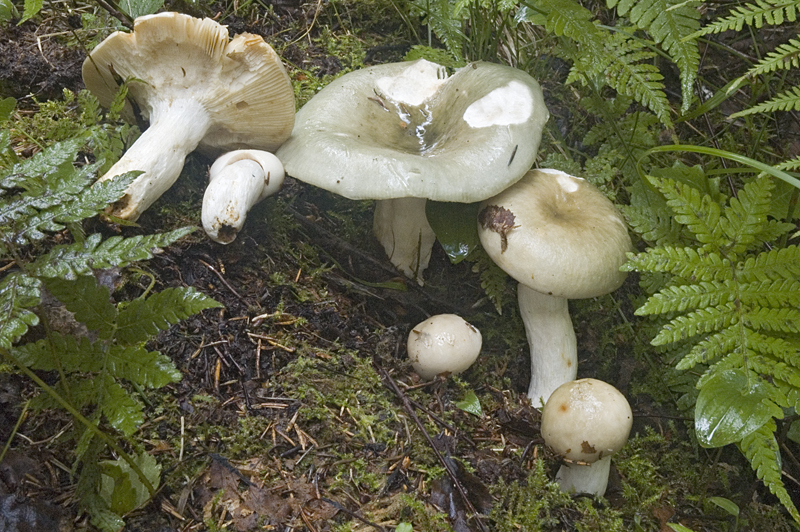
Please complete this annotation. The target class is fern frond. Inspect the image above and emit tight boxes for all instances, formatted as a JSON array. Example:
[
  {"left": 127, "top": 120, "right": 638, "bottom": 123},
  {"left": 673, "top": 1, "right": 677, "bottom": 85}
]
[
  {"left": 719, "top": 177, "right": 772, "bottom": 253},
  {"left": 676, "top": 327, "right": 739, "bottom": 370},
  {"left": 96, "top": 374, "right": 144, "bottom": 436},
  {"left": 648, "top": 176, "right": 726, "bottom": 246},
  {"left": 747, "top": 330, "right": 800, "bottom": 366},
  {"left": 115, "top": 287, "right": 221, "bottom": 345},
  {"left": 411, "top": 0, "right": 466, "bottom": 58},
  {"left": 623, "top": 205, "right": 685, "bottom": 245},
  {"left": 738, "top": 279, "right": 800, "bottom": 307},
  {"left": 12, "top": 333, "right": 103, "bottom": 373},
  {"left": 533, "top": 0, "right": 599, "bottom": 40},
  {"left": 621, "top": 246, "right": 732, "bottom": 281},
  {"left": 0, "top": 272, "right": 41, "bottom": 348},
  {"left": 690, "top": 0, "right": 800, "bottom": 37},
  {"left": 749, "top": 355, "right": 800, "bottom": 390},
  {"left": 738, "top": 420, "right": 800, "bottom": 522},
  {"left": 651, "top": 302, "right": 738, "bottom": 345},
  {"left": 608, "top": 0, "right": 700, "bottom": 110},
  {"left": 737, "top": 245, "right": 800, "bottom": 282},
  {"left": 29, "top": 228, "right": 195, "bottom": 279},
  {"left": 45, "top": 276, "right": 117, "bottom": 339},
  {"left": 636, "top": 280, "right": 734, "bottom": 315},
  {"left": 743, "top": 307, "right": 800, "bottom": 333},
  {"left": 106, "top": 345, "right": 181, "bottom": 388},
  {"left": 730, "top": 85, "right": 800, "bottom": 118},
  {"left": 731, "top": 36, "right": 800, "bottom": 92},
  {"left": 0, "top": 137, "right": 84, "bottom": 191}
]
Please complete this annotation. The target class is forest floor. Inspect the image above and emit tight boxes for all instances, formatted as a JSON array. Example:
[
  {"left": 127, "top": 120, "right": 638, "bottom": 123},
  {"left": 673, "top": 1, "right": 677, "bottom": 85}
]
[{"left": 1, "top": 1, "right": 800, "bottom": 531}]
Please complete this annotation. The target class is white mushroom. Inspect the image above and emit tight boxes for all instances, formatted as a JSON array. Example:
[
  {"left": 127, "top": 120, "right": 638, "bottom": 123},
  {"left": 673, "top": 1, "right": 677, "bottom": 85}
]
[
  {"left": 276, "top": 59, "right": 549, "bottom": 283},
  {"left": 407, "top": 314, "right": 482, "bottom": 380},
  {"left": 202, "top": 150, "right": 285, "bottom": 243},
  {"left": 82, "top": 12, "right": 295, "bottom": 221},
  {"left": 540, "top": 378, "right": 633, "bottom": 496},
  {"left": 477, "top": 169, "right": 632, "bottom": 406}
]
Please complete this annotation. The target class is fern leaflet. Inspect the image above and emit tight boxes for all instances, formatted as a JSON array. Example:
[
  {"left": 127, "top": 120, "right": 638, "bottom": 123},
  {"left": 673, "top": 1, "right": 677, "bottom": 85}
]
[
  {"left": 690, "top": 0, "right": 800, "bottom": 37},
  {"left": 730, "top": 84, "right": 800, "bottom": 117}
]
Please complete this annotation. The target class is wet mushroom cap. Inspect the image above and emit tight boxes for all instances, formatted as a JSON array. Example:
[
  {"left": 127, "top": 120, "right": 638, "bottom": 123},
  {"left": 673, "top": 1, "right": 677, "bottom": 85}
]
[
  {"left": 540, "top": 378, "right": 633, "bottom": 463},
  {"left": 82, "top": 12, "right": 295, "bottom": 154},
  {"left": 407, "top": 314, "right": 482, "bottom": 379},
  {"left": 478, "top": 169, "right": 632, "bottom": 299},
  {"left": 276, "top": 59, "right": 549, "bottom": 202}
]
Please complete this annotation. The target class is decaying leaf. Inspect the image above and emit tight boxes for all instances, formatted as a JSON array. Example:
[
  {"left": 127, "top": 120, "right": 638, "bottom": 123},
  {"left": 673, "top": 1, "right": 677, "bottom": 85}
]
[{"left": 478, "top": 205, "right": 516, "bottom": 252}]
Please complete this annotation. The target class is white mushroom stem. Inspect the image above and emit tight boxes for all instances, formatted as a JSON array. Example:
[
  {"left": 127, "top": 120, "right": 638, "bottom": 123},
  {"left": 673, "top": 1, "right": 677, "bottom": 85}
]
[
  {"left": 373, "top": 197, "right": 436, "bottom": 285},
  {"left": 555, "top": 456, "right": 612, "bottom": 496},
  {"left": 202, "top": 150, "right": 285, "bottom": 244},
  {"left": 98, "top": 98, "right": 212, "bottom": 221},
  {"left": 518, "top": 284, "right": 577, "bottom": 407}
]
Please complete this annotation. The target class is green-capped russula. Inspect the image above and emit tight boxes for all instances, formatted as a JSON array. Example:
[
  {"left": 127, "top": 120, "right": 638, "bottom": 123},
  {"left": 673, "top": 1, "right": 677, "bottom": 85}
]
[
  {"left": 477, "top": 169, "right": 632, "bottom": 406},
  {"left": 83, "top": 12, "right": 295, "bottom": 221},
  {"left": 276, "top": 59, "right": 548, "bottom": 283},
  {"left": 541, "top": 378, "right": 633, "bottom": 496}
]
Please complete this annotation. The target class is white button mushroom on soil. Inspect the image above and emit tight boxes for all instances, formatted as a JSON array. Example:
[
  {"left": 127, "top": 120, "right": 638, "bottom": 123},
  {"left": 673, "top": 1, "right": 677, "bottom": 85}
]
[
  {"left": 477, "top": 169, "right": 632, "bottom": 406},
  {"left": 540, "top": 378, "right": 633, "bottom": 497},
  {"left": 82, "top": 12, "right": 295, "bottom": 221},
  {"left": 276, "top": 59, "right": 549, "bottom": 284},
  {"left": 202, "top": 150, "right": 285, "bottom": 244},
  {"left": 407, "top": 314, "right": 482, "bottom": 380}
]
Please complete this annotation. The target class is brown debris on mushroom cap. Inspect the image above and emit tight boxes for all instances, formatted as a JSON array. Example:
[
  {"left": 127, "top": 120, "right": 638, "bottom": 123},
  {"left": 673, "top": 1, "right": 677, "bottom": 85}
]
[
  {"left": 478, "top": 169, "right": 632, "bottom": 300},
  {"left": 82, "top": 12, "right": 295, "bottom": 154}
]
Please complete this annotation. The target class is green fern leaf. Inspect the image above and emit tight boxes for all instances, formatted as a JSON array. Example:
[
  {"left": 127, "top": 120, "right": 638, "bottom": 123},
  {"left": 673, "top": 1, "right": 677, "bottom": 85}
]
[
  {"left": 12, "top": 333, "right": 103, "bottom": 373},
  {"left": 676, "top": 327, "right": 739, "bottom": 370},
  {"left": 621, "top": 246, "right": 732, "bottom": 281},
  {"left": 106, "top": 345, "right": 181, "bottom": 388},
  {"left": 45, "top": 276, "right": 117, "bottom": 339},
  {"left": 115, "top": 287, "right": 221, "bottom": 345},
  {"left": 411, "top": 0, "right": 465, "bottom": 58},
  {"left": 651, "top": 302, "right": 738, "bottom": 345},
  {"left": 534, "top": 0, "right": 599, "bottom": 40},
  {"left": 748, "top": 330, "right": 800, "bottom": 366},
  {"left": 691, "top": 0, "right": 800, "bottom": 37},
  {"left": 730, "top": 84, "right": 800, "bottom": 117},
  {"left": 97, "top": 374, "right": 144, "bottom": 436},
  {"left": 1, "top": 137, "right": 83, "bottom": 190},
  {"left": 737, "top": 245, "right": 800, "bottom": 282},
  {"left": 749, "top": 355, "right": 800, "bottom": 390},
  {"left": 739, "top": 279, "right": 800, "bottom": 307},
  {"left": 29, "top": 227, "right": 194, "bottom": 279},
  {"left": 731, "top": 36, "right": 800, "bottom": 92},
  {"left": 738, "top": 420, "right": 800, "bottom": 522},
  {"left": 719, "top": 177, "right": 772, "bottom": 253},
  {"left": 0, "top": 272, "right": 40, "bottom": 348},
  {"left": 743, "top": 307, "right": 800, "bottom": 333},
  {"left": 648, "top": 176, "right": 726, "bottom": 245},
  {"left": 636, "top": 280, "right": 734, "bottom": 315},
  {"left": 608, "top": 0, "right": 700, "bottom": 111}
]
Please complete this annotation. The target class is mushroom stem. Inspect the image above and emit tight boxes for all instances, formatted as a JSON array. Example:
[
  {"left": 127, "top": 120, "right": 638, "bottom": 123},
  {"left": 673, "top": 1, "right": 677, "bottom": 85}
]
[
  {"left": 202, "top": 150, "right": 285, "bottom": 244},
  {"left": 373, "top": 197, "right": 436, "bottom": 284},
  {"left": 555, "top": 455, "right": 612, "bottom": 496},
  {"left": 517, "top": 284, "right": 577, "bottom": 407},
  {"left": 98, "top": 98, "right": 212, "bottom": 221}
]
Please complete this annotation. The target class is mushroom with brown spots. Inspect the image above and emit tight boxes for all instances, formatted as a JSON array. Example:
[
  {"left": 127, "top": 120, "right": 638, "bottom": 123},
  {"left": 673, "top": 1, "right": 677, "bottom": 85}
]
[
  {"left": 276, "top": 59, "right": 548, "bottom": 283},
  {"left": 540, "top": 378, "right": 633, "bottom": 496},
  {"left": 477, "top": 169, "right": 632, "bottom": 406},
  {"left": 82, "top": 12, "right": 295, "bottom": 221}
]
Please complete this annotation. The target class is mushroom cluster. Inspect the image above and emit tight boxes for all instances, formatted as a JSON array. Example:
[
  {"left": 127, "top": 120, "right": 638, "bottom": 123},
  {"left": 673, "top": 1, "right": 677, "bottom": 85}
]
[
  {"left": 83, "top": 12, "right": 295, "bottom": 222},
  {"left": 477, "top": 169, "right": 632, "bottom": 406},
  {"left": 276, "top": 59, "right": 549, "bottom": 283}
]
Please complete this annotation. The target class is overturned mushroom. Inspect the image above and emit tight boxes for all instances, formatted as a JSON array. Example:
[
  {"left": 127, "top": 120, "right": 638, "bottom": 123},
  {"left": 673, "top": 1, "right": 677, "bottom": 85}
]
[
  {"left": 202, "top": 150, "right": 285, "bottom": 243},
  {"left": 82, "top": 12, "right": 295, "bottom": 220},
  {"left": 477, "top": 169, "right": 632, "bottom": 406},
  {"left": 276, "top": 59, "right": 548, "bottom": 283}
]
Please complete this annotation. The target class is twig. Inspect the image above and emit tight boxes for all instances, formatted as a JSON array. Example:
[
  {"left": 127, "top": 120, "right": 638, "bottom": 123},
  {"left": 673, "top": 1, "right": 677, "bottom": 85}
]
[
  {"left": 374, "top": 360, "right": 490, "bottom": 532},
  {"left": 199, "top": 259, "right": 246, "bottom": 303},
  {"left": 94, "top": 0, "right": 133, "bottom": 29},
  {"left": 320, "top": 498, "right": 387, "bottom": 532}
]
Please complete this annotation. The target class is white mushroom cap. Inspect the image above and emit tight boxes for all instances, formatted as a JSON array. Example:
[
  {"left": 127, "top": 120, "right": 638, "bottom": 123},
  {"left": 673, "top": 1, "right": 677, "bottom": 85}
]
[
  {"left": 540, "top": 378, "right": 633, "bottom": 496},
  {"left": 407, "top": 314, "right": 482, "bottom": 380},
  {"left": 276, "top": 59, "right": 548, "bottom": 202},
  {"left": 82, "top": 12, "right": 295, "bottom": 220},
  {"left": 477, "top": 169, "right": 633, "bottom": 405},
  {"left": 202, "top": 149, "right": 285, "bottom": 244},
  {"left": 478, "top": 169, "right": 631, "bottom": 299}
]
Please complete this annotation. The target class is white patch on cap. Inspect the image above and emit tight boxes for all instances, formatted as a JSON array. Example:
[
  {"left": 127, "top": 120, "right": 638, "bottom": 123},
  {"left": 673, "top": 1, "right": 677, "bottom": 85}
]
[
  {"left": 463, "top": 81, "right": 533, "bottom": 128},
  {"left": 556, "top": 172, "right": 581, "bottom": 193},
  {"left": 375, "top": 59, "right": 448, "bottom": 106}
]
